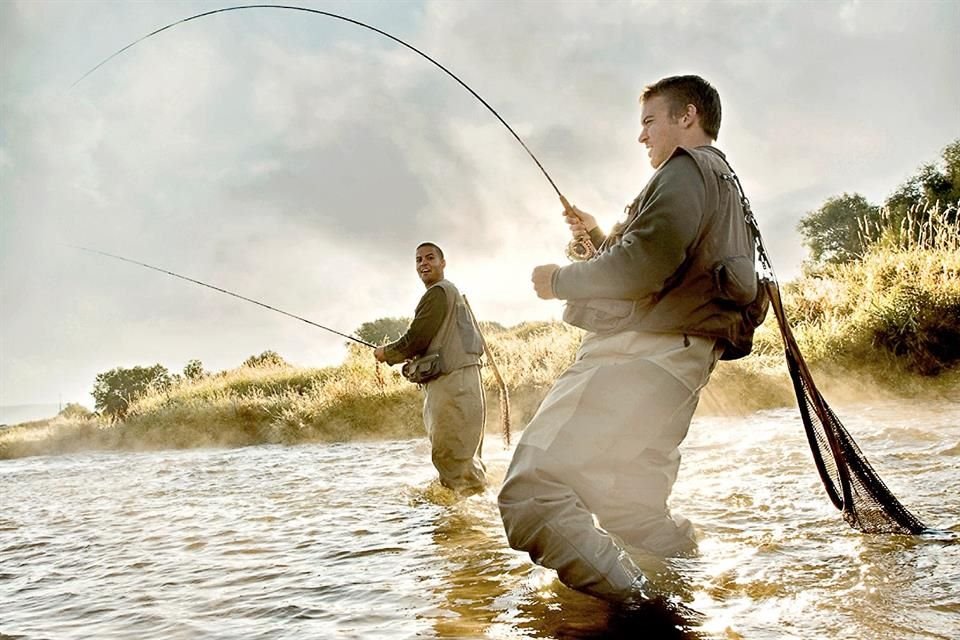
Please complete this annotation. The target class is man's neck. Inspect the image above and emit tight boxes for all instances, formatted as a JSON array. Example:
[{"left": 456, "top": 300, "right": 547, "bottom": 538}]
[{"left": 682, "top": 132, "right": 713, "bottom": 149}]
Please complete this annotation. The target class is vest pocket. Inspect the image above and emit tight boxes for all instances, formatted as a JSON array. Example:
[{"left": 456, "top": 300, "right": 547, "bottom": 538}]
[
  {"left": 562, "top": 298, "right": 637, "bottom": 334},
  {"left": 712, "top": 256, "right": 758, "bottom": 306}
]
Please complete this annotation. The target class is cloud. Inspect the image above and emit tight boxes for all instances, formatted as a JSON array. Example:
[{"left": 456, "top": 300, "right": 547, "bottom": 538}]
[{"left": 2, "top": 0, "right": 958, "bottom": 405}]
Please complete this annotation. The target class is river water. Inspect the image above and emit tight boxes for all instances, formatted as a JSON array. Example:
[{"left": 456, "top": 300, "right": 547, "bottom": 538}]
[{"left": 2, "top": 399, "right": 958, "bottom": 639}]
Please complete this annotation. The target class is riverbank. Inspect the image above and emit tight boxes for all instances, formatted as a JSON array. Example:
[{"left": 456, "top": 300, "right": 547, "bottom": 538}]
[{"left": 3, "top": 242, "right": 958, "bottom": 460}]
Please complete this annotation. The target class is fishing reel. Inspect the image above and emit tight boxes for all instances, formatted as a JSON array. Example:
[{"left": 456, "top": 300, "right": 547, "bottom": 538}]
[
  {"left": 560, "top": 194, "right": 597, "bottom": 262},
  {"left": 565, "top": 235, "right": 596, "bottom": 261}
]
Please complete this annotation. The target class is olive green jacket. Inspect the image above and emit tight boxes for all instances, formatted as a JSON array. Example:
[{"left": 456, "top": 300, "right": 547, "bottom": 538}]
[{"left": 553, "top": 146, "right": 761, "bottom": 359}]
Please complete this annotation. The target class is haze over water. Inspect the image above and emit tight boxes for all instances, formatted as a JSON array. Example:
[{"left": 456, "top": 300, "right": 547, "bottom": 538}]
[{"left": 1, "top": 400, "right": 958, "bottom": 639}]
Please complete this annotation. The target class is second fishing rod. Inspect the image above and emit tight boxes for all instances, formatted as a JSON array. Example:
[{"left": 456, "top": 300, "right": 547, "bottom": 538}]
[
  {"left": 70, "top": 245, "right": 376, "bottom": 348},
  {"left": 72, "top": 244, "right": 514, "bottom": 444}
]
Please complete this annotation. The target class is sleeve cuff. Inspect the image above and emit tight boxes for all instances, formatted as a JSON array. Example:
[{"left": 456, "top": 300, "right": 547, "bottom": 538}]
[
  {"left": 588, "top": 226, "right": 606, "bottom": 249},
  {"left": 383, "top": 344, "right": 406, "bottom": 365},
  {"left": 551, "top": 266, "right": 565, "bottom": 300}
]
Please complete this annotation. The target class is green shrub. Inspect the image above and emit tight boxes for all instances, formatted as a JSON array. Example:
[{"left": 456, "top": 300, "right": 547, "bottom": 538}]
[{"left": 242, "top": 350, "right": 288, "bottom": 368}]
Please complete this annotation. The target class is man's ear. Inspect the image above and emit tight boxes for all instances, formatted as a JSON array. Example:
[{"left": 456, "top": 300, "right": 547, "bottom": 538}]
[{"left": 680, "top": 104, "right": 698, "bottom": 129}]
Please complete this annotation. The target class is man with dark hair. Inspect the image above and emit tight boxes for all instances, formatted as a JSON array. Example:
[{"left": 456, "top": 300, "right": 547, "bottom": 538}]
[
  {"left": 375, "top": 243, "right": 487, "bottom": 494},
  {"left": 498, "top": 75, "right": 763, "bottom": 605},
  {"left": 416, "top": 241, "right": 444, "bottom": 260}
]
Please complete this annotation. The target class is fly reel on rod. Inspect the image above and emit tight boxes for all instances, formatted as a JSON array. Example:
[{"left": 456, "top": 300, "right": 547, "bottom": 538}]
[
  {"left": 559, "top": 195, "right": 598, "bottom": 261},
  {"left": 565, "top": 234, "right": 596, "bottom": 261}
]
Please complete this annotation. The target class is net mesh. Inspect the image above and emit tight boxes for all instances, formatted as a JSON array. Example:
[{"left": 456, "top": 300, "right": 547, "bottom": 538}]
[{"left": 769, "top": 282, "right": 927, "bottom": 534}]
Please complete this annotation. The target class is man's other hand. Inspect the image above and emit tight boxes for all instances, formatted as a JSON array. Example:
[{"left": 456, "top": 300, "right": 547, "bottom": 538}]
[
  {"left": 532, "top": 264, "right": 560, "bottom": 300},
  {"left": 374, "top": 346, "right": 387, "bottom": 363}
]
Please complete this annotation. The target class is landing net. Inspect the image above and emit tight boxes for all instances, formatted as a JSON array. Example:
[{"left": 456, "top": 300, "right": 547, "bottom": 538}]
[
  {"left": 766, "top": 281, "right": 928, "bottom": 534},
  {"left": 726, "top": 161, "right": 929, "bottom": 535}
]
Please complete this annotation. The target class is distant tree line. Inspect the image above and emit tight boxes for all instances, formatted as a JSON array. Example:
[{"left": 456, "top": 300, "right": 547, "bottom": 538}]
[
  {"left": 353, "top": 317, "right": 411, "bottom": 345},
  {"left": 798, "top": 139, "right": 959, "bottom": 264},
  {"left": 90, "top": 350, "right": 292, "bottom": 421}
]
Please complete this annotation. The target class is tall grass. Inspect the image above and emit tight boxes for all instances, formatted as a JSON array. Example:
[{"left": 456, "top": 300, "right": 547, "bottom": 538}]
[
  {"left": 787, "top": 202, "right": 960, "bottom": 375},
  {"left": 3, "top": 203, "right": 957, "bottom": 459},
  {"left": 0, "top": 325, "right": 583, "bottom": 459}
]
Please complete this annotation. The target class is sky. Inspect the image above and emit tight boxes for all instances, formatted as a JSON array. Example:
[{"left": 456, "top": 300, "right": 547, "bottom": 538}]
[{"left": 1, "top": 0, "right": 958, "bottom": 408}]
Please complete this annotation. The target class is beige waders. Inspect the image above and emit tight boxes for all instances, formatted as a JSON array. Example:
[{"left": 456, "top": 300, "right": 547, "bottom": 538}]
[
  {"left": 424, "top": 364, "right": 486, "bottom": 494},
  {"left": 498, "top": 330, "right": 719, "bottom": 602}
]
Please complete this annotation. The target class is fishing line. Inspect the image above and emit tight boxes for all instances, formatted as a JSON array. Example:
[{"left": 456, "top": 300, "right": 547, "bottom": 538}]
[
  {"left": 70, "top": 245, "right": 376, "bottom": 348},
  {"left": 72, "top": 4, "right": 573, "bottom": 207}
]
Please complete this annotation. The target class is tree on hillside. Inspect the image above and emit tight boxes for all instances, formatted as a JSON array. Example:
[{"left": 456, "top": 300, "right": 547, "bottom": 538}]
[
  {"left": 799, "top": 140, "right": 960, "bottom": 266},
  {"left": 58, "top": 403, "right": 94, "bottom": 419},
  {"left": 943, "top": 140, "right": 960, "bottom": 195},
  {"left": 797, "top": 193, "right": 881, "bottom": 264},
  {"left": 242, "top": 350, "right": 288, "bottom": 368},
  {"left": 183, "top": 359, "right": 206, "bottom": 380},
  {"left": 92, "top": 365, "right": 172, "bottom": 421},
  {"left": 884, "top": 139, "right": 960, "bottom": 229},
  {"left": 354, "top": 317, "right": 411, "bottom": 345}
]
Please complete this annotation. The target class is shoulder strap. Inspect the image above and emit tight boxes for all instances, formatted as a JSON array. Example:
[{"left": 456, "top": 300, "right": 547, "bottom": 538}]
[{"left": 714, "top": 158, "right": 777, "bottom": 285}]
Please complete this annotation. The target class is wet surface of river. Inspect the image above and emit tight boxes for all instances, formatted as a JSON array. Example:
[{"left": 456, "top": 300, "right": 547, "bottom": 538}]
[{"left": 2, "top": 400, "right": 958, "bottom": 639}]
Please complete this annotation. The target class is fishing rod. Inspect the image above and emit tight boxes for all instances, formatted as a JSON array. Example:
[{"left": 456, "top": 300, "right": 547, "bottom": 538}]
[
  {"left": 74, "top": 5, "right": 595, "bottom": 258},
  {"left": 70, "top": 245, "right": 376, "bottom": 348},
  {"left": 72, "top": 5, "right": 585, "bottom": 213}
]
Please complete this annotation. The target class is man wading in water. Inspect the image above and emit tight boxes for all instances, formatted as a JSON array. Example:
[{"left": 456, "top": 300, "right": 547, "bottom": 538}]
[
  {"left": 375, "top": 243, "right": 487, "bottom": 495},
  {"left": 498, "top": 75, "right": 764, "bottom": 606}
]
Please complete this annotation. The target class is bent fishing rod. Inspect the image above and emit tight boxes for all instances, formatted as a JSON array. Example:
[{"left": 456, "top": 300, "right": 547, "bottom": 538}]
[
  {"left": 72, "top": 5, "right": 586, "bottom": 222},
  {"left": 70, "top": 245, "right": 376, "bottom": 348}
]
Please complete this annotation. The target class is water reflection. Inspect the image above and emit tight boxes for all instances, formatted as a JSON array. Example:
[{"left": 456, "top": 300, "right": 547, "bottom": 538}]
[{"left": 424, "top": 492, "right": 511, "bottom": 638}]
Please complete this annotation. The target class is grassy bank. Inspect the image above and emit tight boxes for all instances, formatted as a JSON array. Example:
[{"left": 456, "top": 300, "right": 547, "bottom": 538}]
[
  {"left": 699, "top": 242, "right": 960, "bottom": 411},
  {"left": 3, "top": 241, "right": 958, "bottom": 460}
]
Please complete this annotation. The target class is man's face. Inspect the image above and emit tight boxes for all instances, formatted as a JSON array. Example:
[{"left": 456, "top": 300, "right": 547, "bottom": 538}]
[
  {"left": 638, "top": 94, "right": 684, "bottom": 169},
  {"left": 415, "top": 245, "right": 445, "bottom": 287}
]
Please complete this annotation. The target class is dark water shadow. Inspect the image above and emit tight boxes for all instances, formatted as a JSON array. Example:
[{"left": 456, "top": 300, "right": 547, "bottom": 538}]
[{"left": 511, "top": 586, "right": 704, "bottom": 640}]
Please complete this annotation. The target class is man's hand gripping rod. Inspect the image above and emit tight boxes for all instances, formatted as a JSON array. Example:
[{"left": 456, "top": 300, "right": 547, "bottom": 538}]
[{"left": 559, "top": 195, "right": 597, "bottom": 261}]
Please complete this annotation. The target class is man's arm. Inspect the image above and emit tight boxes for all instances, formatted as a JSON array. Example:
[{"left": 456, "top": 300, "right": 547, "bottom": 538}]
[
  {"left": 552, "top": 154, "right": 706, "bottom": 301},
  {"left": 381, "top": 286, "right": 447, "bottom": 365}
]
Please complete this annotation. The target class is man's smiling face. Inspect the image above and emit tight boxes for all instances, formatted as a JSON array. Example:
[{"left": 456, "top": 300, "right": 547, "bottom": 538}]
[{"left": 415, "top": 245, "right": 445, "bottom": 287}]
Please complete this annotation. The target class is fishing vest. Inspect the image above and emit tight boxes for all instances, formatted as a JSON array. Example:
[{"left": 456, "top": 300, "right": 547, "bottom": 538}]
[
  {"left": 424, "top": 280, "right": 484, "bottom": 374},
  {"left": 626, "top": 145, "right": 765, "bottom": 359}
]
